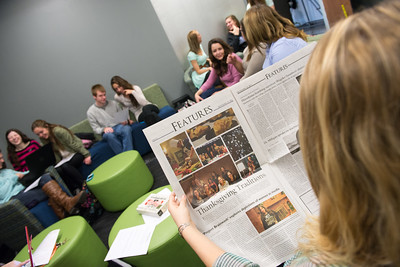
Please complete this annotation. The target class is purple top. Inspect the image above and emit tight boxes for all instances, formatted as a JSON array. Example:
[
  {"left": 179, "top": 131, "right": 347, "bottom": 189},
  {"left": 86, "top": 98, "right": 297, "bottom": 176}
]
[{"left": 200, "top": 53, "right": 243, "bottom": 93}]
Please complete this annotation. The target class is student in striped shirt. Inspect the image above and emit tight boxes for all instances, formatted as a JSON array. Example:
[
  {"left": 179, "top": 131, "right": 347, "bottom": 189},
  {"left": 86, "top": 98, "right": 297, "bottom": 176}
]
[{"left": 6, "top": 129, "right": 41, "bottom": 186}]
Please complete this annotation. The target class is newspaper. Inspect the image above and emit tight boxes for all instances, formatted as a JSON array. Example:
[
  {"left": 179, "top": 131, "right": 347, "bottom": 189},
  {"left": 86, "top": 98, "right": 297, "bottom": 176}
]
[{"left": 144, "top": 43, "right": 318, "bottom": 267}]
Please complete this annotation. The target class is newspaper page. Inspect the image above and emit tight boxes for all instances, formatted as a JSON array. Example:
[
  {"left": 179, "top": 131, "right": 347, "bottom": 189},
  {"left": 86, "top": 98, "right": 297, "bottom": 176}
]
[
  {"left": 144, "top": 98, "right": 312, "bottom": 266},
  {"left": 230, "top": 42, "right": 317, "bottom": 163}
]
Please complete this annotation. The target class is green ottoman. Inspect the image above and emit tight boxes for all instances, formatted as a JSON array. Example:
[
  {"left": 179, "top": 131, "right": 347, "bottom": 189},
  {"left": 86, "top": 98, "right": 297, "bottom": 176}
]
[
  {"left": 88, "top": 150, "right": 154, "bottom": 211},
  {"left": 108, "top": 185, "right": 204, "bottom": 267},
  {"left": 15, "top": 216, "right": 107, "bottom": 266}
]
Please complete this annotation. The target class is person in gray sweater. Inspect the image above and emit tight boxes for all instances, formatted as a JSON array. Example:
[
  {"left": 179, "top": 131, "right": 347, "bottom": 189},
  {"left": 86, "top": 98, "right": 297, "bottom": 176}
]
[{"left": 87, "top": 84, "right": 133, "bottom": 155}]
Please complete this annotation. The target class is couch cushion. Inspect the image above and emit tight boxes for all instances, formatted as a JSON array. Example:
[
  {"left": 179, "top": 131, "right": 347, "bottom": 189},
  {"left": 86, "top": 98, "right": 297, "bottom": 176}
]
[
  {"left": 143, "top": 83, "right": 170, "bottom": 108},
  {"left": 69, "top": 120, "right": 102, "bottom": 141}
]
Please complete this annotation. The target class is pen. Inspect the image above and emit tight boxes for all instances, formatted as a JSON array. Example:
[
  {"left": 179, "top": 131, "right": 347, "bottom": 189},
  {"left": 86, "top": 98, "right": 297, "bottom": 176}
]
[{"left": 25, "top": 226, "right": 34, "bottom": 267}]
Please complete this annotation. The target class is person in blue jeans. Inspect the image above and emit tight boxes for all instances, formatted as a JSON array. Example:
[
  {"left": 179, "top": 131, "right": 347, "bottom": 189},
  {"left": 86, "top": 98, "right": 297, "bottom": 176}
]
[{"left": 87, "top": 84, "right": 133, "bottom": 155}]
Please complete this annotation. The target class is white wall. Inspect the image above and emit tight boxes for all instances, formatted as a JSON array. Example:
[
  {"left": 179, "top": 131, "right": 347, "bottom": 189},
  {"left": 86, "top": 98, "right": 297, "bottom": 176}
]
[{"left": 151, "top": 0, "right": 246, "bottom": 69}]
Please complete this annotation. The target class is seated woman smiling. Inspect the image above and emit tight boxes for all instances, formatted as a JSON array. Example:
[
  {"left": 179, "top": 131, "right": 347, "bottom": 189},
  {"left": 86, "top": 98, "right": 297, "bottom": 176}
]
[{"left": 194, "top": 38, "right": 243, "bottom": 103}]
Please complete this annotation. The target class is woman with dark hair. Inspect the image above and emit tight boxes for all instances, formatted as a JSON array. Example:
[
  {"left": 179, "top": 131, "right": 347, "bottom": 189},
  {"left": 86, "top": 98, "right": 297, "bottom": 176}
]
[
  {"left": 187, "top": 30, "right": 212, "bottom": 89},
  {"left": 6, "top": 129, "right": 41, "bottom": 186},
  {"left": 31, "top": 119, "right": 91, "bottom": 192},
  {"left": 111, "top": 76, "right": 161, "bottom": 126},
  {"left": 194, "top": 38, "right": 243, "bottom": 102}
]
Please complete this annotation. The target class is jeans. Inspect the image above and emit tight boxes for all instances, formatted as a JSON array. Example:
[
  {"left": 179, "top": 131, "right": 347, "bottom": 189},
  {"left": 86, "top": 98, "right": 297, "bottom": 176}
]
[
  {"left": 102, "top": 124, "right": 133, "bottom": 155},
  {"left": 12, "top": 173, "right": 53, "bottom": 209}
]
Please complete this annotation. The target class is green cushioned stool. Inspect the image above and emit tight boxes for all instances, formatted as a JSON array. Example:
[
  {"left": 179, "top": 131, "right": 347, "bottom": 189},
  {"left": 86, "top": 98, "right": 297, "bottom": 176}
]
[
  {"left": 88, "top": 150, "right": 154, "bottom": 211},
  {"left": 108, "top": 185, "right": 204, "bottom": 267},
  {"left": 15, "top": 216, "right": 107, "bottom": 267}
]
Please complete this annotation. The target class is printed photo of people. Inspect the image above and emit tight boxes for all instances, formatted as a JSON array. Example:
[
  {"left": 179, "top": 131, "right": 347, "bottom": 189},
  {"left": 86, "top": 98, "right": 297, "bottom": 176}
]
[
  {"left": 222, "top": 126, "right": 253, "bottom": 161},
  {"left": 179, "top": 155, "right": 241, "bottom": 208},
  {"left": 236, "top": 153, "right": 261, "bottom": 178},
  {"left": 246, "top": 191, "right": 297, "bottom": 233},
  {"left": 187, "top": 108, "right": 239, "bottom": 147},
  {"left": 160, "top": 132, "right": 201, "bottom": 180},
  {"left": 196, "top": 138, "right": 228, "bottom": 166}
]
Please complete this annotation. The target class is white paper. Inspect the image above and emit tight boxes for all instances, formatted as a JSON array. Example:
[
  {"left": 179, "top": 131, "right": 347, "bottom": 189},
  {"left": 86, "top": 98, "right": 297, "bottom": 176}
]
[
  {"left": 105, "top": 224, "right": 156, "bottom": 261},
  {"left": 54, "top": 153, "right": 76, "bottom": 168},
  {"left": 23, "top": 177, "right": 41, "bottom": 192},
  {"left": 113, "top": 108, "right": 129, "bottom": 124},
  {"left": 32, "top": 229, "right": 60, "bottom": 266}
]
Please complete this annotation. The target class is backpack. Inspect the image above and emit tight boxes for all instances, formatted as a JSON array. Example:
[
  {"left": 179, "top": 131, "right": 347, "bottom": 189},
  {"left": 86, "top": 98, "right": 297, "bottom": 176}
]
[{"left": 77, "top": 181, "right": 103, "bottom": 225}]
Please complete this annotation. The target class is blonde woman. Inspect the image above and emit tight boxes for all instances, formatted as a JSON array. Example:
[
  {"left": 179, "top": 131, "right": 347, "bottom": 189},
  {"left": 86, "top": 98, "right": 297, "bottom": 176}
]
[
  {"left": 187, "top": 30, "right": 212, "bottom": 89},
  {"left": 244, "top": 5, "right": 307, "bottom": 69},
  {"left": 168, "top": 1, "right": 400, "bottom": 266}
]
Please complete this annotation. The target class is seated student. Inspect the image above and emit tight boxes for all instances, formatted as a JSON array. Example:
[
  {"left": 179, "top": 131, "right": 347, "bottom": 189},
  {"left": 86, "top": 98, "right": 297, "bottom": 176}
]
[
  {"left": 225, "top": 15, "right": 247, "bottom": 53},
  {"left": 111, "top": 76, "right": 161, "bottom": 126},
  {"left": 194, "top": 38, "right": 243, "bottom": 102},
  {"left": 6, "top": 129, "right": 41, "bottom": 186},
  {"left": 244, "top": 5, "right": 307, "bottom": 69},
  {"left": 0, "top": 149, "right": 85, "bottom": 219},
  {"left": 229, "top": 19, "right": 266, "bottom": 81},
  {"left": 187, "top": 30, "right": 213, "bottom": 89},
  {"left": 31, "top": 119, "right": 91, "bottom": 193},
  {"left": 87, "top": 84, "right": 134, "bottom": 155},
  {"left": 168, "top": 1, "right": 400, "bottom": 266}
]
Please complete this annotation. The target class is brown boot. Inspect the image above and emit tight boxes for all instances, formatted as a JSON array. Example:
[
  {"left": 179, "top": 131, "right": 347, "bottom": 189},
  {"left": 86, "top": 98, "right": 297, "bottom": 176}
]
[
  {"left": 42, "top": 180, "right": 87, "bottom": 215},
  {"left": 48, "top": 198, "right": 65, "bottom": 219}
]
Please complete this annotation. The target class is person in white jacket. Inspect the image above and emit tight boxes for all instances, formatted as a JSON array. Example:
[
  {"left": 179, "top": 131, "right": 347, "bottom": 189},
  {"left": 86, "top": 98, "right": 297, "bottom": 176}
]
[{"left": 111, "top": 75, "right": 161, "bottom": 126}]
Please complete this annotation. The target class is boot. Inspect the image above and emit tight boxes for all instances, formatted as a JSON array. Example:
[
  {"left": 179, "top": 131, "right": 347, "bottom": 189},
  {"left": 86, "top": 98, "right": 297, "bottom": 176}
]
[
  {"left": 48, "top": 197, "right": 65, "bottom": 219},
  {"left": 42, "top": 180, "right": 87, "bottom": 215}
]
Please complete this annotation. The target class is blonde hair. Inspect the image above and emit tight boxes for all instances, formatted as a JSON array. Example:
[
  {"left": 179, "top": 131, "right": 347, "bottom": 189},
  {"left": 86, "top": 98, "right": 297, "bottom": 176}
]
[
  {"left": 298, "top": 1, "right": 400, "bottom": 266},
  {"left": 187, "top": 30, "right": 200, "bottom": 54},
  {"left": 243, "top": 5, "right": 306, "bottom": 60}
]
